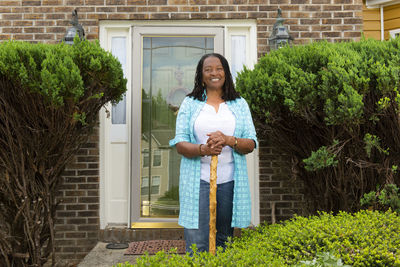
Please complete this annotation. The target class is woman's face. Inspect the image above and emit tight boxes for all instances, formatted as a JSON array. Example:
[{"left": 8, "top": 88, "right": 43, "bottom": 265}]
[{"left": 202, "top": 56, "right": 225, "bottom": 91}]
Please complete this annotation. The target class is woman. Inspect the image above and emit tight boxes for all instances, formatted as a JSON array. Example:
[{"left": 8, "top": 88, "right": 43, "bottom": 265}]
[{"left": 169, "top": 53, "right": 258, "bottom": 253}]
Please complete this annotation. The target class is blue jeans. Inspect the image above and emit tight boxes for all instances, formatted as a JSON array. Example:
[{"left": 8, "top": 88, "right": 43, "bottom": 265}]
[{"left": 184, "top": 179, "right": 234, "bottom": 254}]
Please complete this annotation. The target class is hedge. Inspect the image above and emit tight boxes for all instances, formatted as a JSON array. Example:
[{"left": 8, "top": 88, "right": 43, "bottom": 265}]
[{"left": 116, "top": 210, "right": 400, "bottom": 266}]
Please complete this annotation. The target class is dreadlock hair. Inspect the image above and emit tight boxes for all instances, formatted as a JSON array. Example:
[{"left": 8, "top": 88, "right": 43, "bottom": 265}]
[{"left": 187, "top": 53, "right": 240, "bottom": 101}]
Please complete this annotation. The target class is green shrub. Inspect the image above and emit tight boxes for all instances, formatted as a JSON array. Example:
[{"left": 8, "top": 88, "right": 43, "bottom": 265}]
[
  {"left": 0, "top": 39, "right": 126, "bottom": 266},
  {"left": 116, "top": 210, "right": 400, "bottom": 267},
  {"left": 236, "top": 38, "right": 400, "bottom": 213},
  {"left": 361, "top": 184, "right": 400, "bottom": 212}
]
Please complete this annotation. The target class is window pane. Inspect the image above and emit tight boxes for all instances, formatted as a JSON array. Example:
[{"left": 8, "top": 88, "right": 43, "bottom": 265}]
[
  {"left": 231, "top": 35, "right": 246, "bottom": 82},
  {"left": 142, "top": 149, "right": 149, "bottom": 167},
  {"left": 153, "top": 150, "right": 162, "bottom": 167},
  {"left": 111, "top": 37, "right": 127, "bottom": 124},
  {"left": 140, "top": 36, "right": 213, "bottom": 218}
]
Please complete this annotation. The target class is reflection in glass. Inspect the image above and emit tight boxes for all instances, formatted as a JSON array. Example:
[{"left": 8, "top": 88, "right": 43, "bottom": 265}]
[
  {"left": 111, "top": 37, "right": 127, "bottom": 124},
  {"left": 141, "top": 37, "right": 213, "bottom": 217},
  {"left": 231, "top": 35, "right": 246, "bottom": 82}
]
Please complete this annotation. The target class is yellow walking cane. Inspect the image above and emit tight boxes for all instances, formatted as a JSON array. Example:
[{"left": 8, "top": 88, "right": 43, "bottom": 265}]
[{"left": 209, "top": 155, "right": 218, "bottom": 255}]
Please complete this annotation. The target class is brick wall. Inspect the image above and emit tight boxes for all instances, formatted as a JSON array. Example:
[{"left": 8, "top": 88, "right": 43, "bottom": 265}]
[
  {"left": 55, "top": 129, "right": 100, "bottom": 263},
  {"left": 0, "top": 0, "right": 363, "bottom": 264}
]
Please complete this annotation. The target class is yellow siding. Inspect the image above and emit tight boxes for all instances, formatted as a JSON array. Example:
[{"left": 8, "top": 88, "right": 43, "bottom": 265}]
[
  {"left": 363, "top": 3, "right": 400, "bottom": 40},
  {"left": 385, "top": 4, "right": 400, "bottom": 39},
  {"left": 363, "top": 4, "right": 381, "bottom": 40}
]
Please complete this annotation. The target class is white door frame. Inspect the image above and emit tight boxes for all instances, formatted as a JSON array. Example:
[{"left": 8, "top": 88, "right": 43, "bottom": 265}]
[{"left": 99, "top": 20, "right": 259, "bottom": 229}]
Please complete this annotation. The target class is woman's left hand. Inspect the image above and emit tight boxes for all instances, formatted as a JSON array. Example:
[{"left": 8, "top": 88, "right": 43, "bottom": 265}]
[{"left": 206, "top": 131, "right": 228, "bottom": 148}]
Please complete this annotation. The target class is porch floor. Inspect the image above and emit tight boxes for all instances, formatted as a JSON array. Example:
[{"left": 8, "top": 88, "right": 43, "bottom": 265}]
[{"left": 78, "top": 242, "right": 139, "bottom": 267}]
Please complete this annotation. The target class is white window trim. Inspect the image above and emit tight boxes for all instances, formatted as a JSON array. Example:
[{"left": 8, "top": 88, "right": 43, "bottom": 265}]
[
  {"left": 99, "top": 20, "right": 259, "bottom": 229},
  {"left": 390, "top": 29, "right": 400, "bottom": 38}
]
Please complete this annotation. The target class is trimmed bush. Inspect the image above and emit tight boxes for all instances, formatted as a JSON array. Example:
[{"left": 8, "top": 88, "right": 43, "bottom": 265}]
[
  {"left": 116, "top": 210, "right": 400, "bottom": 267},
  {"left": 0, "top": 40, "right": 126, "bottom": 266},
  {"left": 235, "top": 38, "right": 400, "bottom": 213}
]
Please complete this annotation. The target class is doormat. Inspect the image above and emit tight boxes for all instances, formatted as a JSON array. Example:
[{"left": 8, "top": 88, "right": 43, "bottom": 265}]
[{"left": 124, "top": 240, "right": 186, "bottom": 255}]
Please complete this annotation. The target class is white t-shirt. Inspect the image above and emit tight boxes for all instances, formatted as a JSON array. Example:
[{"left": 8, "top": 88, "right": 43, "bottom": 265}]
[{"left": 194, "top": 102, "right": 236, "bottom": 184}]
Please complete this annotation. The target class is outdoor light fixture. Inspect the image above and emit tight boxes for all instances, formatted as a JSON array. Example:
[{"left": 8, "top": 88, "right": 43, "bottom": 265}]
[
  {"left": 63, "top": 9, "right": 85, "bottom": 45},
  {"left": 268, "top": 8, "right": 294, "bottom": 50}
]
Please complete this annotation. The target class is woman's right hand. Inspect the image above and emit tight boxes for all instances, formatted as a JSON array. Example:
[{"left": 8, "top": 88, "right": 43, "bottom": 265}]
[{"left": 202, "top": 143, "right": 223, "bottom": 156}]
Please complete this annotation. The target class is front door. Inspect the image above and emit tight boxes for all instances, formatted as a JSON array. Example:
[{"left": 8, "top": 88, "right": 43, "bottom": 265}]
[{"left": 131, "top": 27, "right": 224, "bottom": 226}]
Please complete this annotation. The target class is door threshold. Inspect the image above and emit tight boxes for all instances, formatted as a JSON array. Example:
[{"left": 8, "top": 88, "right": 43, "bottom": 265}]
[{"left": 131, "top": 222, "right": 182, "bottom": 228}]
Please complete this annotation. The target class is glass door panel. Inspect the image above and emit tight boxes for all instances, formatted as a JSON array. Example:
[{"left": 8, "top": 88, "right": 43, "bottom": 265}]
[{"left": 140, "top": 37, "right": 214, "bottom": 218}]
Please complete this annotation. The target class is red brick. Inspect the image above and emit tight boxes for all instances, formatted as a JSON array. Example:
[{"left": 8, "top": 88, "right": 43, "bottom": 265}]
[
  {"left": 290, "top": 0, "right": 309, "bottom": 3},
  {"left": 106, "top": 0, "right": 126, "bottom": 4},
  {"left": 301, "top": 32, "right": 321, "bottom": 38},
  {"left": 66, "top": 232, "right": 87, "bottom": 238},
  {"left": 79, "top": 197, "right": 99, "bottom": 203},
  {"left": 45, "top": 14, "right": 65, "bottom": 19},
  {"left": 227, "top": 12, "right": 247, "bottom": 19},
  {"left": 312, "top": 0, "right": 330, "bottom": 3},
  {"left": 149, "top": 0, "right": 167, "bottom": 4},
  {"left": 87, "top": 13, "right": 108, "bottom": 19},
  {"left": 78, "top": 211, "right": 98, "bottom": 217},
  {"left": 150, "top": 13, "right": 170, "bottom": 19},
  {"left": 238, "top": 6, "right": 257, "bottom": 11},
  {"left": 126, "top": 0, "right": 146, "bottom": 4},
  {"left": 108, "top": 13, "right": 129, "bottom": 19},
  {"left": 280, "top": 5, "right": 300, "bottom": 11},
  {"left": 343, "top": 18, "right": 363, "bottom": 24},
  {"left": 290, "top": 12, "right": 311, "bottom": 18},
  {"left": 0, "top": 21, "right": 11, "bottom": 27},
  {"left": 65, "top": 0, "right": 85, "bottom": 4},
  {"left": 333, "top": 0, "right": 352, "bottom": 3},
  {"left": 13, "top": 20, "right": 33, "bottom": 26},
  {"left": 2, "top": 27, "right": 23, "bottom": 33},
  {"left": 333, "top": 25, "right": 352, "bottom": 31},
  {"left": 259, "top": 5, "right": 278, "bottom": 11},
  {"left": 344, "top": 31, "right": 361, "bottom": 38},
  {"left": 322, "top": 31, "right": 341, "bottom": 37},
  {"left": 87, "top": 0, "right": 105, "bottom": 3},
  {"left": 0, "top": 8, "right": 12, "bottom": 13},
  {"left": 171, "top": 13, "right": 190, "bottom": 19},
  {"left": 343, "top": 4, "right": 363, "bottom": 10},
  {"left": 43, "top": 0, "right": 63, "bottom": 4},
  {"left": 22, "top": 0, "right": 41, "bottom": 6},
  {"left": 232, "top": 0, "right": 246, "bottom": 3},
  {"left": 95, "top": 6, "right": 115, "bottom": 12},
  {"left": 323, "top": 5, "right": 342, "bottom": 11},
  {"left": 300, "top": 18, "right": 320, "bottom": 24},
  {"left": 188, "top": 0, "right": 206, "bottom": 4},
  {"left": 219, "top": 5, "right": 236, "bottom": 12},
  {"left": 208, "top": 0, "right": 228, "bottom": 4},
  {"left": 168, "top": 0, "right": 186, "bottom": 3},
  {"left": 24, "top": 13, "right": 43, "bottom": 19},
  {"left": 13, "top": 34, "right": 33, "bottom": 40},
  {"left": 334, "top": 11, "right": 354, "bottom": 17},
  {"left": 301, "top": 5, "right": 321, "bottom": 11},
  {"left": 200, "top": 5, "right": 218, "bottom": 12},
  {"left": 24, "top": 27, "right": 44, "bottom": 33},
  {"left": 12, "top": 7, "right": 32, "bottom": 12},
  {"left": 322, "top": 18, "right": 342, "bottom": 24},
  {"left": 0, "top": 1, "right": 20, "bottom": 6},
  {"left": 66, "top": 204, "right": 87, "bottom": 211},
  {"left": 3, "top": 14, "right": 23, "bottom": 20},
  {"left": 312, "top": 25, "right": 332, "bottom": 31},
  {"left": 117, "top": 6, "right": 137, "bottom": 12}
]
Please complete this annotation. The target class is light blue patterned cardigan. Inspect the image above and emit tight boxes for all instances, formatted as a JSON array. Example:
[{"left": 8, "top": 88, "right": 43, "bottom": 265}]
[{"left": 169, "top": 96, "right": 258, "bottom": 229}]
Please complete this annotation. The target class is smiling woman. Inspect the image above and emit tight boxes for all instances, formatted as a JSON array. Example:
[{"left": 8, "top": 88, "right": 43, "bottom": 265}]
[{"left": 169, "top": 53, "right": 258, "bottom": 254}]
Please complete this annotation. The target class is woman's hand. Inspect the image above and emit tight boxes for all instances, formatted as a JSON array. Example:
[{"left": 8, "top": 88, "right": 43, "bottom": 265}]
[
  {"left": 202, "top": 143, "right": 223, "bottom": 156},
  {"left": 206, "top": 131, "right": 228, "bottom": 148}
]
